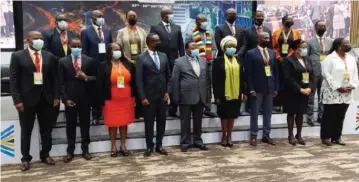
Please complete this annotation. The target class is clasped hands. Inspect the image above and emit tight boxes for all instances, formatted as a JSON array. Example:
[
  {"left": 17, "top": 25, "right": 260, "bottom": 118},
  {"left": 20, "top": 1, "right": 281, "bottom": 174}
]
[
  {"left": 75, "top": 70, "right": 87, "bottom": 81},
  {"left": 300, "top": 88, "right": 312, "bottom": 95},
  {"left": 337, "top": 86, "right": 354, "bottom": 93}
]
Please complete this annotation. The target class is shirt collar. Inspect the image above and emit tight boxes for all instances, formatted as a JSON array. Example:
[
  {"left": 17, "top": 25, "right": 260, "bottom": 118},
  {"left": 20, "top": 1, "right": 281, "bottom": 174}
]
[
  {"left": 71, "top": 54, "right": 81, "bottom": 60},
  {"left": 187, "top": 55, "right": 197, "bottom": 61},
  {"left": 226, "top": 21, "right": 235, "bottom": 26},
  {"left": 316, "top": 34, "right": 324, "bottom": 40},
  {"left": 92, "top": 23, "right": 102, "bottom": 30},
  {"left": 148, "top": 49, "right": 155, "bottom": 55},
  {"left": 162, "top": 21, "right": 170, "bottom": 27},
  {"left": 28, "top": 47, "right": 41, "bottom": 55},
  {"left": 56, "top": 27, "right": 67, "bottom": 34},
  {"left": 254, "top": 24, "right": 262, "bottom": 29}
]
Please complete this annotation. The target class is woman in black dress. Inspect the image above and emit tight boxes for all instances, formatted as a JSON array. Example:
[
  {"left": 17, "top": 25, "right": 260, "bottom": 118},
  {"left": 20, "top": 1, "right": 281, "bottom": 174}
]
[
  {"left": 282, "top": 40, "right": 314, "bottom": 146},
  {"left": 212, "top": 36, "right": 246, "bottom": 147}
]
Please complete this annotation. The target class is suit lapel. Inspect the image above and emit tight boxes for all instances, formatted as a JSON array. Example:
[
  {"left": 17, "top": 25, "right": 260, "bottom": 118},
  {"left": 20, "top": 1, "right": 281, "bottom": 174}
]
[
  {"left": 255, "top": 48, "right": 265, "bottom": 64},
  {"left": 41, "top": 51, "right": 48, "bottom": 73},
  {"left": 160, "top": 22, "right": 170, "bottom": 40},
  {"left": 89, "top": 27, "right": 100, "bottom": 43},
  {"left": 65, "top": 55, "right": 76, "bottom": 75},
  {"left": 185, "top": 57, "right": 199, "bottom": 78},
  {"left": 223, "top": 24, "right": 232, "bottom": 36},
  {"left": 146, "top": 51, "right": 158, "bottom": 72},
  {"left": 24, "top": 49, "right": 37, "bottom": 72},
  {"left": 53, "top": 29, "right": 66, "bottom": 56}
]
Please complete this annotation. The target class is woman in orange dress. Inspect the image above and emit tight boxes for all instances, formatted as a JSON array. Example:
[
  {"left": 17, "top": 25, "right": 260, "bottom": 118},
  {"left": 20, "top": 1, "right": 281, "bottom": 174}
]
[{"left": 96, "top": 43, "right": 135, "bottom": 157}]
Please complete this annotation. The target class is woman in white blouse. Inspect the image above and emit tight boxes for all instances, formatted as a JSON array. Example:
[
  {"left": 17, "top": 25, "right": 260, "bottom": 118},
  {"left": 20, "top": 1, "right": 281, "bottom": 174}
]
[{"left": 321, "top": 38, "right": 358, "bottom": 146}]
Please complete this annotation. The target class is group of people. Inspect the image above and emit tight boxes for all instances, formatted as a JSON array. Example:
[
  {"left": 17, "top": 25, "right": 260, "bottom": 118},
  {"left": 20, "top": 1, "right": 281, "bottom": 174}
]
[{"left": 10, "top": 7, "right": 357, "bottom": 172}]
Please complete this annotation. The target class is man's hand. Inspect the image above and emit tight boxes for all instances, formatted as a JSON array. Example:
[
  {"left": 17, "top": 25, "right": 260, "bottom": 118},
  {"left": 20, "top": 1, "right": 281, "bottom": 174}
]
[
  {"left": 142, "top": 99, "right": 150, "bottom": 106},
  {"left": 250, "top": 91, "right": 256, "bottom": 97},
  {"left": 53, "top": 99, "right": 60, "bottom": 107},
  {"left": 76, "top": 71, "right": 88, "bottom": 81},
  {"left": 15, "top": 103, "right": 24, "bottom": 112},
  {"left": 163, "top": 93, "right": 169, "bottom": 102},
  {"left": 305, "top": 88, "right": 312, "bottom": 95},
  {"left": 215, "top": 98, "right": 221, "bottom": 105},
  {"left": 273, "top": 91, "right": 278, "bottom": 97},
  {"left": 242, "top": 95, "right": 248, "bottom": 102},
  {"left": 300, "top": 88, "right": 307, "bottom": 95},
  {"left": 65, "top": 100, "right": 75, "bottom": 107}
]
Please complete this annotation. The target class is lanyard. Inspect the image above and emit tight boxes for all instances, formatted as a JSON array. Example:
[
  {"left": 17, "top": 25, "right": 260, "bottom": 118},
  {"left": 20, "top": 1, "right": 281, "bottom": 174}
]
[
  {"left": 282, "top": 29, "right": 292, "bottom": 43},
  {"left": 112, "top": 61, "right": 123, "bottom": 75}
]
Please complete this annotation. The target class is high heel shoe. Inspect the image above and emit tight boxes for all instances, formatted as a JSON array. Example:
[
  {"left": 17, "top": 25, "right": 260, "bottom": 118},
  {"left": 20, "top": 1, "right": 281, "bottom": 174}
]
[
  {"left": 221, "top": 138, "right": 227, "bottom": 147},
  {"left": 227, "top": 139, "right": 234, "bottom": 148},
  {"left": 295, "top": 135, "right": 306, "bottom": 145},
  {"left": 110, "top": 151, "right": 118, "bottom": 157},
  {"left": 119, "top": 150, "right": 130, "bottom": 156},
  {"left": 288, "top": 135, "right": 297, "bottom": 146}
]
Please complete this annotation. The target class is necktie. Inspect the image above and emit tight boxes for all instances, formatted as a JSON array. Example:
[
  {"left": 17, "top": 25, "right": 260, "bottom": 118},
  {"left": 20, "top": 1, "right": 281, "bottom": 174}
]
[
  {"left": 34, "top": 52, "right": 41, "bottom": 72},
  {"left": 257, "top": 26, "right": 263, "bottom": 34},
  {"left": 60, "top": 31, "right": 67, "bottom": 45},
  {"left": 319, "top": 37, "right": 324, "bottom": 54},
  {"left": 192, "top": 59, "right": 200, "bottom": 77},
  {"left": 262, "top": 48, "right": 269, "bottom": 65},
  {"left": 153, "top": 52, "right": 160, "bottom": 70},
  {"left": 98, "top": 28, "right": 103, "bottom": 41},
  {"left": 165, "top": 24, "right": 171, "bottom": 33},
  {"left": 229, "top": 24, "right": 235, "bottom": 36},
  {"left": 74, "top": 56, "right": 80, "bottom": 71}
]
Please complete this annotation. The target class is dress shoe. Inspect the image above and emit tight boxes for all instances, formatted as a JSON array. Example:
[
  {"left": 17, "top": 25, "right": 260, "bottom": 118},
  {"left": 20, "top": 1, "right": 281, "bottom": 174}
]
[
  {"left": 143, "top": 148, "right": 153, "bottom": 157},
  {"left": 322, "top": 139, "right": 332, "bottom": 146},
  {"left": 295, "top": 135, "right": 306, "bottom": 145},
  {"left": 307, "top": 119, "right": 314, "bottom": 126},
  {"left": 250, "top": 138, "right": 257, "bottom": 146},
  {"left": 194, "top": 144, "right": 209, "bottom": 151},
  {"left": 288, "top": 135, "right": 297, "bottom": 146},
  {"left": 20, "top": 162, "right": 30, "bottom": 171},
  {"left": 180, "top": 147, "right": 188, "bottom": 152},
  {"left": 221, "top": 138, "right": 227, "bottom": 147},
  {"left": 203, "top": 110, "right": 217, "bottom": 118},
  {"left": 155, "top": 147, "right": 168, "bottom": 155},
  {"left": 136, "top": 117, "right": 144, "bottom": 120},
  {"left": 63, "top": 154, "right": 74, "bottom": 163},
  {"left": 332, "top": 139, "right": 346, "bottom": 146},
  {"left": 119, "top": 150, "right": 130, "bottom": 156},
  {"left": 110, "top": 151, "right": 118, "bottom": 157},
  {"left": 41, "top": 157, "right": 55, "bottom": 165},
  {"left": 92, "top": 118, "right": 100, "bottom": 125},
  {"left": 262, "top": 136, "right": 276, "bottom": 145},
  {"left": 82, "top": 153, "right": 92, "bottom": 160}
]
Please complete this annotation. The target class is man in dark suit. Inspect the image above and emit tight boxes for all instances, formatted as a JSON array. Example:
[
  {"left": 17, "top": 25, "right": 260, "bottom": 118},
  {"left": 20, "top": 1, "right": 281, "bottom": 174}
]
[
  {"left": 58, "top": 38, "right": 96, "bottom": 163},
  {"left": 244, "top": 32, "right": 279, "bottom": 146},
  {"left": 81, "top": 10, "right": 113, "bottom": 124},
  {"left": 215, "top": 8, "right": 247, "bottom": 57},
  {"left": 136, "top": 33, "right": 171, "bottom": 157},
  {"left": 170, "top": 41, "right": 209, "bottom": 152},
  {"left": 10, "top": 31, "right": 60, "bottom": 171},
  {"left": 306, "top": 20, "right": 333, "bottom": 126},
  {"left": 150, "top": 7, "right": 185, "bottom": 117},
  {"left": 42, "top": 13, "right": 78, "bottom": 127}
]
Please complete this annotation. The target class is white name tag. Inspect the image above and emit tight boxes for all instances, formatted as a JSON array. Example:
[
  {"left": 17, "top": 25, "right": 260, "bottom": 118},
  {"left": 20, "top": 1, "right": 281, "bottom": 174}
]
[
  {"left": 265, "top": 66, "right": 272, "bottom": 77},
  {"left": 34, "top": 72, "right": 43, "bottom": 85},
  {"left": 98, "top": 43, "right": 106, "bottom": 54}
]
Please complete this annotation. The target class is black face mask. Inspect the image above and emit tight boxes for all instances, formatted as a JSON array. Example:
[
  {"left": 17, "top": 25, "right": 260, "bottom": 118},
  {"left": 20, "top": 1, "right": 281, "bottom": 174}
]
[
  {"left": 344, "top": 44, "right": 352, "bottom": 52},
  {"left": 316, "top": 28, "right": 326, "bottom": 36},
  {"left": 128, "top": 17, "right": 137, "bottom": 25},
  {"left": 261, "top": 41, "right": 271, "bottom": 48},
  {"left": 227, "top": 17, "right": 236, "bottom": 24},
  {"left": 255, "top": 18, "right": 264, "bottom": 26},
  {"left": 285, "top": 21, "right": 294, "bottom": 27}
]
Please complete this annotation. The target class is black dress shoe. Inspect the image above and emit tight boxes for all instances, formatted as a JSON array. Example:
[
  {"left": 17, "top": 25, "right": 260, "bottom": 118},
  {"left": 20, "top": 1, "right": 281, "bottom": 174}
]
[
  {"left": 180, "top": 147, "right": 188, "bottom": 152},
  {"left": 295, "top": 135, "right": 306, "bottom": 145},
  {"left": 82, "top": 153, "right": 92, "bottom": 160},
  {"left": 322, "top": 139, "right": 332, "bottom": 146},
  {"left": 155, "top": 147, "right": 168, "bottom": 155},
  {"left": 288, "top": 135, "right": 297, "bottom": 146},
  {"left": 110, "top": 151, "right": 118, "bottom": 157},
  {"left": 143, "top": 148, "right": 153, "bottom": 157},
  {"left": 194, "top": 144, "right": 209, "bottom": 151},
  {"left": 307, "top": 119, "right": 314, "bottom": 126},
  {"left": 203, "top": 110, "right": 217, "bottom": 118},
  {"left": 63, "top": 154, "right": 74, "bottom": 163},
  {"left": 332, "top": 139, "right": 346, "bottom": 146},
  {"left": 250, "top": 138, "right": 257, "bottom": 146},
  {"left": 20, "top": 162, "right": 30, "bottom": 171},
  {"left": 41, "top": 157, "right": 55, "bottom": 165},
  {"left": 262, "top": 136, "right": 276, "bottom": 145}
]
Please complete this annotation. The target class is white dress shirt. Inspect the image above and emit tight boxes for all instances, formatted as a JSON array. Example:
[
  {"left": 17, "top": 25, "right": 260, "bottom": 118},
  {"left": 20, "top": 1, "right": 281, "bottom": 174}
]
[
  {"left": 187, "top": 56, "right": 200, "bottom": 77},
  {"left": 316, "top": 35, "right": 325, "bottom": 52},
  {"left": 148, "top": 49, "right": 160, "bottom": 68},
  {"left": 28, "top": 48, "right": 42, "bottom": 71},
  {"left": 321, "top": 51, "right": 358, "bottom": 104},
  {"left": 71, "top": 54, "right": 82, "bottom": 69},
  {"left": 92, "top": 24, "right": 103, "bottom": 38},
  {"left": 226, "top": 21, "right": 236, "bottom": 35},
  {"left": 162, "top": 21, "right": 171, "bottom": 32}
]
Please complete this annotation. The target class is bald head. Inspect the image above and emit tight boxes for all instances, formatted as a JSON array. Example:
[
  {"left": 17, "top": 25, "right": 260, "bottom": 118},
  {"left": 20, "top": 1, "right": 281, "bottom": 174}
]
[
  {"left": 27, "top": 31, "right": 42, "bottom": 40},
  {"left": 92, "top": 10, "right": 104, "bottom": 26},
  {"left": 225, "top": 8, "right": 237, "bottom": 24},
  {"left": 92, "top": 10, "right": 103, "bottom": 18},
  {"left": 55, "top": 13, "right": 68, "bottom": 22},
  {"left": 160, "top": 7, "right": 173, "bottom": 22},
  {"left": 258, "top": 32, "right": 270, "bottom": 48}
]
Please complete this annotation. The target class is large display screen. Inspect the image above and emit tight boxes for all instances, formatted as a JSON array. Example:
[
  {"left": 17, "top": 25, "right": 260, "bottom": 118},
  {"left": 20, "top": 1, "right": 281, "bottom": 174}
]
[
  {"left": 22, "top": 1, "right": 253, "bottom": 42},
  {"left": 0, "top": 0, "right": 15, "bottom": 49}
]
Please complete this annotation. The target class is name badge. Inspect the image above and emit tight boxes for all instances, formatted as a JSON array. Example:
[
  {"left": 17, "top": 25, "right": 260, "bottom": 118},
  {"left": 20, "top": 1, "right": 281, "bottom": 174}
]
[
  {"left": 117, "top": 75, "right": 125, "bottom": 88},
  {"left": 98, "top": 43, "right": 106, "bottom": 54},
  {"left": 343, "top": 72, "right": 350, "bottom": 83},
  {"left": 63, "top": 44, "right": 68, "bottom": 55},
  {"left": 281, "top": 43, "right": 289, "bottom": 54},
  {"left": 302, "top": 72, "right": 309, "bottom": 84},
  {"left": 34, "top": 72, "right": 43, "bottom": 85},
  {"left": 130, "top": 43, "right": 138, "bottom": 55},
  {"left": 264, "top": 65, "right": 272, "bottom": 77},
  {"left": 320, "top": 55, "right": 326, "bottom": 62}
]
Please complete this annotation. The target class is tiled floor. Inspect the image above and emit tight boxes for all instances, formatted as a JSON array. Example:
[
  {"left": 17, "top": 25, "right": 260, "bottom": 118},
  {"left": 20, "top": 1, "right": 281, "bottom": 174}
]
[{"left": 1, "top": 135, "right": 359, "bottom": 182}]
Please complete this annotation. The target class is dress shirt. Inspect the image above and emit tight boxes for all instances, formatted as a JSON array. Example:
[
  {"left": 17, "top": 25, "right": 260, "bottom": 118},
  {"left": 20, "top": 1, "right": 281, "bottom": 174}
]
[
  {"left": 162, "top": 21, "right": 171, "bottom": 32},
  {"left": 187, "top": 55, "right": 200, "bottom": 77},
  {"left": 148, "top": 49, "right": 160, "bottom": 68},
  {"left": 226, "top": 21, "right": 236, "bottom": 35},
  {"left": 28, "top": 48, "right": 42, "bottom": 70},
  {"left": 71, "top": 54, "right": 82, "bottom": 70},
  {"left": 92, "top": 24, "right": 103, "bottom": 38},
  {"left": 298, "top": 58, "right": 305, "bottom": 68},
  {"left": 257, "top": 46, "right": 269, "bottom": 62},
  {"left": 316, "top": 35, "right": 325, "bottom": 53}
]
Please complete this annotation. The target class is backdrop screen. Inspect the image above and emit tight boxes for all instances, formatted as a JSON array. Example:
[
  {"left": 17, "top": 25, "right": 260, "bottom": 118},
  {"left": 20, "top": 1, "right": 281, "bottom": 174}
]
[
  {"left": 0, "top": 0, "right": 15, "bottom": 49},
  {"left": 22, "top": 1, "right": 253, "bottom": 42}
]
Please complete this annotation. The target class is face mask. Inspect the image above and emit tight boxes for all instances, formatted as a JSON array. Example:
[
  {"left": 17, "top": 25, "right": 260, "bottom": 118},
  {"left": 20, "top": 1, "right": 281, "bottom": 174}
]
[
  {"left": 225, "top": 47, "right": 237, "bottom": 56},
  {"left": 299, "top": 48, "right": 308, "bottom": 57},
  {"left": 255, "top": 18, "right": 264, "bottom": 26},
  {"left": 190, "top": 49, "right": 199, "bottom": 57},
  {"left": 261, "top": 41, "right": 270, "bottom": 48},
  {"left": 71, "top": 48, "right": 82, "bottom": 56},
  {"left": 227, "top": 17, "right": 236, "bottom": 24},
  {"left": 200, "top": 22, "right": 209, "bottom": 30},
  {"left": 316, "top": 28, "right": 326, "bottom": 36},
  {"left": 285, "top": 21, "right": 293, "bottom": 27},
  {"left": 96, "top": 17, "right": 105, "bottom": 26},
  {"left": 57, "top": 20, "right": 68, "bottom": 31},
  {"left": 168, "top": 14, "right": 174, "bottom": 23},
  {"left": 128, "top": 17, "right": 137, "bottom": 25},
  {"left": 112, "top": 50, "right": 122, "bottom": 59},
  {"left": 344, "top": 45, "right": 352, "bottom": 52},
  {"left": 32, "top": 39, "right": 44, "bottom": 51}
]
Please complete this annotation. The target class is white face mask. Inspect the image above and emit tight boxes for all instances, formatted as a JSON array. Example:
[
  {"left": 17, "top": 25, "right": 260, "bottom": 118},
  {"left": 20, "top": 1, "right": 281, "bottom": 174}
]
[{"left": 57, "top": 20, "right": 68, "bottom": 31}]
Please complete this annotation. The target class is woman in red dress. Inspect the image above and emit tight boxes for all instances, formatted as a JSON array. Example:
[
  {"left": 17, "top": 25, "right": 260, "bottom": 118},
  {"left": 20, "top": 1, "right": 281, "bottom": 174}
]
[{"left": 96, "top": 43, "right": 136, "bottom": 157}]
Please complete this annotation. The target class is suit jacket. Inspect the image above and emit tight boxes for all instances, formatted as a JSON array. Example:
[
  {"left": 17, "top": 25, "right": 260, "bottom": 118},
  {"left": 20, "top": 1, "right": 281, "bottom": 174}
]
[
  {"left": 81, "top": 26, "right": 113, "bottom": 63},
  {"left": 282, "top": 54, "right": 314, "bottom": 94},
  {"left": 244, "top": 25, "right": 273, "bottom": 51},
  {"left": 10, "top": 49, "right": 59, "bottom": 106},
  {"left": 244, "top": 47, "right": 279, "bottom": 93},
  {"left": 215, "top": 23, "right": 247, "bottom": 57},
  {"left": 136, "top": 51, "right": 171, "bottom": 101},
  {"left": 149, "top": 22, "right": 185, "bottom": 68},
  {"left": 170, "top": 56, "right": 209, "bottom": 105},
  {"left": 307, "top": 36, "right": 333, "bottom": 76},
  {"left": 185, "top": 31, "right": 217, "bottom": 62},
  {"left": 212, "top": 56, "right": 246, "bottom": 101},
  {"left": 96, "top": 59, "right": 136, "bottom": 107},
  {"left": 116, "top": 26, "right": 147, "bottom": 59},
  {"left": 42, "top": 28, "right": 79, "bottom": 59},
  {"left": 58, "top": 54, "right": 97, "bottom": 105},
  {"left": 272, "top": 28, "right": 301, "bottom": 61}
]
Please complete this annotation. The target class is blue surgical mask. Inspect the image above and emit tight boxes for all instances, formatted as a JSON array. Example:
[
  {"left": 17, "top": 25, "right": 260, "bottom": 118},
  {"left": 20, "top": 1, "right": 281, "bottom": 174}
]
[
  {"left": 71, "top": 48, "right": 82, "bottom": 56},
  {"left": 112, "top": 51, "right": 122, "bottom": 59},
  {"left": 190, "top": 49, "right": 199, "bottom": 57},
  {"left": 225, "top": 47, "right": 237, "bottom": 56},
  {"left": 168, "top": 14, "right": 174, "bottom": 23},
  {"left": 32, "top": 39, "right": 44, "bottom": 51},
  {"left": 299, "top": 48, "right": 308, "bottom": 57},
  {"left": 200, "top": 22, "right": 209, "bottom": 30},
  {"left": 96, "top": 17, "right": 105, "bottom": 26}
]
